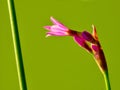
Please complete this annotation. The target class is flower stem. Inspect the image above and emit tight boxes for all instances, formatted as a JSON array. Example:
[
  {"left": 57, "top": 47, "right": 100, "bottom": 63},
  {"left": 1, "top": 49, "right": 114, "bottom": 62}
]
[
  {"left": 103, "top": 70, "right": 111, "bottom": 90},
  {"left": 7, "top": 0, "right": 27, "bottom": 90}
]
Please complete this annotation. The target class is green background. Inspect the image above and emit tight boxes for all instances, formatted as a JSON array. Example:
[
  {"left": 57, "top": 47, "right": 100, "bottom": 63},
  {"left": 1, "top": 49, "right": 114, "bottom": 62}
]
[{"left": 1, "top": 0, "right": 120, "bottom": 90}]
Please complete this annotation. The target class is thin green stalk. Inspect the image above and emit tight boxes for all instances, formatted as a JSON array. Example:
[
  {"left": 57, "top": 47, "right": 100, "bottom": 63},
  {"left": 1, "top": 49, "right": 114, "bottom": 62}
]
[
  {"left": 7, "top": 0, "right": 27, "bottom": 90},
  {"left": 103, "top": 70, "right": 111, "bottom": 90}
]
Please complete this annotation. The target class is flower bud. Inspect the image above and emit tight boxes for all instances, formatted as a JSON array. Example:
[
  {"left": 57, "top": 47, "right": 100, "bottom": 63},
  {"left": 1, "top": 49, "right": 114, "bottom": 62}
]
[
  {"left": 92, "top": 44, "right": 108, "bottom": 72},
  {"left": 82, "top": 31, "right": 96, "bottom": 43}
]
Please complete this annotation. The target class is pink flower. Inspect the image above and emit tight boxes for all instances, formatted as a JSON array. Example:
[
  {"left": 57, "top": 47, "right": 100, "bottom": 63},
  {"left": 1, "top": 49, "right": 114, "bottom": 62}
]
[
  {"left": 44, "top": 17, "right": 108, "bottom": 71},
  {"left": 43, "top": 17, "right": 92, "bottom": 53},
  {"left": 44, "top": 18, "right": 110, "bottom": 86},
  {"left": 43, "top": 17, "right": 71, "bottom": 37}
]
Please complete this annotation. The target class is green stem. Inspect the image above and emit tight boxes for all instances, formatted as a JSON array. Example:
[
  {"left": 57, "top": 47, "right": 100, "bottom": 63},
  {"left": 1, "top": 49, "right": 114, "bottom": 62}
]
[
  {"left": 7, "top": 0, "right": 27, "bottom": 90},
  {"left": 103, "top": 70, "right": 111, "bottom": 90}
]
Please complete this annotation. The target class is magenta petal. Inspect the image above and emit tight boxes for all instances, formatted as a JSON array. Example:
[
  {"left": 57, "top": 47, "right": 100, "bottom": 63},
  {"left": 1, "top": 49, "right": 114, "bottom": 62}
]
[
  {"left": 43, "top": 26, "right": 51, "bottom": 30},
  {"left": 73, "top": 34, "right": 85, "bottom": 46},
  {"left": 50, "top": 17, "right": 68, "bottom": 30},
  {"left": 92, "top": 44, "right": 99, "bottom": 52},
  {"left": 73, "top": 34, "right": 92, "bottom": 53}
]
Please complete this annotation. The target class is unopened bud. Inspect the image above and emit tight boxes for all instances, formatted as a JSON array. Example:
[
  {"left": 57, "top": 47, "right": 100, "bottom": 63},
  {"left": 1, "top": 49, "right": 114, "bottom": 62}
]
[{"left": 82, "top": 31, "right": 96, "bottom": 43}]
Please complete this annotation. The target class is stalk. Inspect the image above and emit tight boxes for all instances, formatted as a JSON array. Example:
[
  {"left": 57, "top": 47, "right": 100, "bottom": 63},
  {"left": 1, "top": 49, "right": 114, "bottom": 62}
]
[
  {"left": 103, "top": 70, "right": 111, "bottom": 90},
  {"left": 7, "top": 0, "right": 27, "bottom": 90}
]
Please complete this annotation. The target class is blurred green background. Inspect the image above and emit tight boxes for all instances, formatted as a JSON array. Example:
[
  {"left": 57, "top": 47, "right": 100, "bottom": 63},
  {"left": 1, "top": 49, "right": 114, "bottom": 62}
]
[{"left": 1, "top": 0, "right": 120, "bottom": 90}]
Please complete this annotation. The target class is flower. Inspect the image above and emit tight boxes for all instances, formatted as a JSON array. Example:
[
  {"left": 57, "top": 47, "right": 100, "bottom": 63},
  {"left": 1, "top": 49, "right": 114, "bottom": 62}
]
[
  {"left": 44, "top": 17, "right": 108, "bottom": 72},
  {"left": 43, "top": 17, "right": 111, "bottom": 89},
  {"left": 43, "top": 17, "right": 92, "bottom": 53},
  {"left": 43, "top": 17, "right": 71, "bottom": 37}
]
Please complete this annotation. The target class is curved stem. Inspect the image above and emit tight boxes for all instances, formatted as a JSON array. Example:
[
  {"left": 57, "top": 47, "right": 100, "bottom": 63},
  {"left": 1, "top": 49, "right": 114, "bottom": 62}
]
[
  {"left": 7, "top": 0, "right": 27, "bottom": 90},
  {"left": 103, "top": 70, "right": 111, "bottom": 90}
]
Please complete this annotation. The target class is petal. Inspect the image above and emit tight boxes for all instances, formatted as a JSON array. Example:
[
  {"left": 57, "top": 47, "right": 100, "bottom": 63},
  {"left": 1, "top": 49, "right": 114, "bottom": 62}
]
[
  {"left": 73, "top": 34, "right": 92, "bottom": 53},
  {"left": 46, "top": 34, "right": 52, "bottom": 37},
  {"left": 73, "top": 34, "right": 85, "bottom": 46},
  {"left": 46, "top": 31, "right": 68, "bottom": 36},
  {"left": 51, "top": 25, "right": 68, "bottom": 32},
  {"left": 50, "top": 16, "right": 63, "bottom": 25},
  {"left": 50, "top": 17, "right": 68, "bottom": 30},
  {"left": 43, "top": 26, "right": 51, "bottom": 30},
  {"left": 91, "top": 44, "right": 99, "bottom": 52}
]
